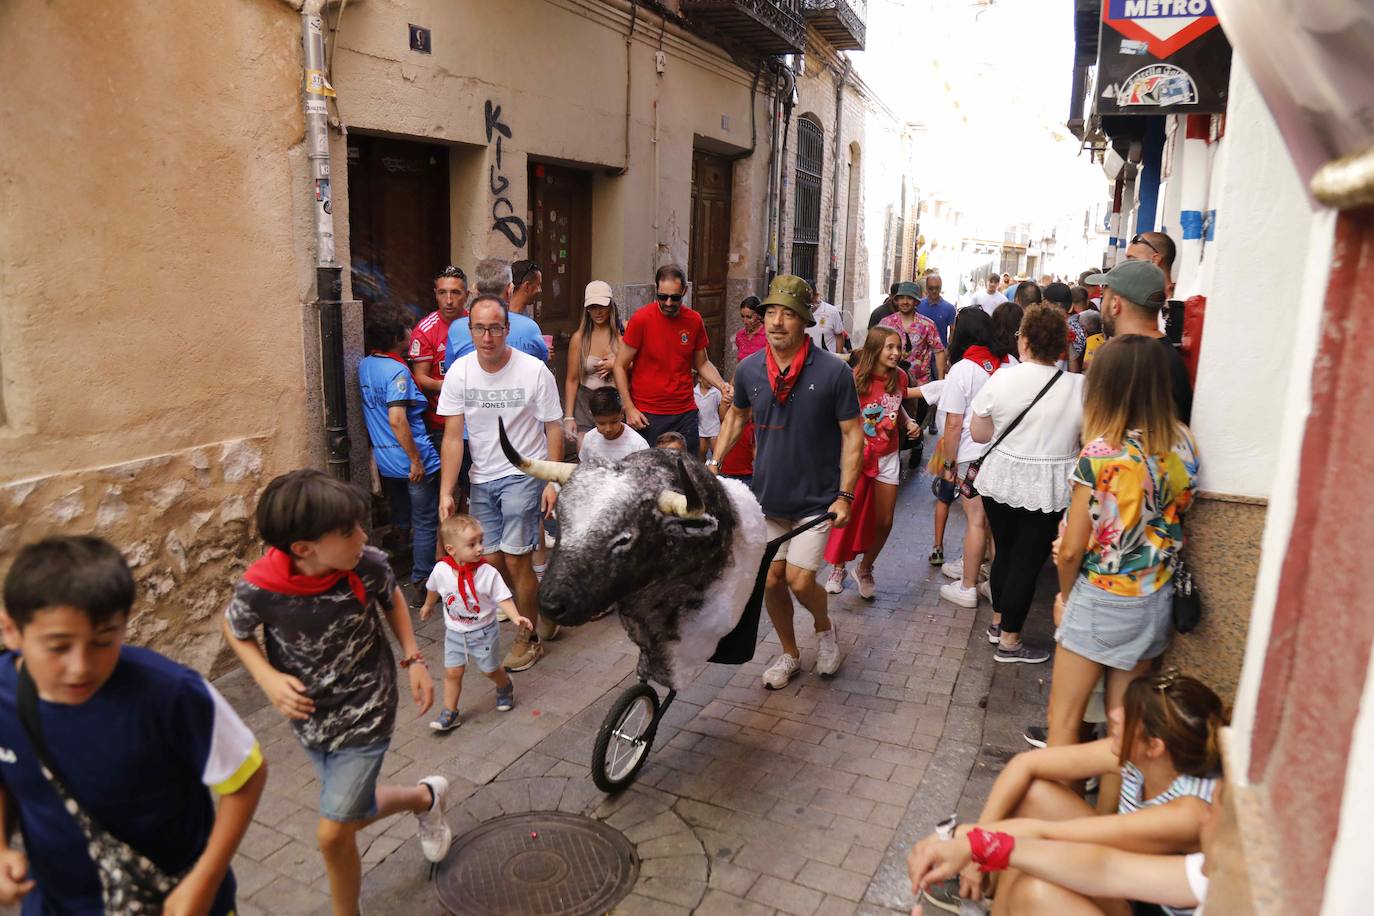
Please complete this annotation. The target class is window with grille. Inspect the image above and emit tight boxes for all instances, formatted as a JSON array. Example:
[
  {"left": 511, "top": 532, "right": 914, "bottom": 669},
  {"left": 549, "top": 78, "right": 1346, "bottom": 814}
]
[{"left": 792, "top": 118, "right": 824, "bottom": 288}]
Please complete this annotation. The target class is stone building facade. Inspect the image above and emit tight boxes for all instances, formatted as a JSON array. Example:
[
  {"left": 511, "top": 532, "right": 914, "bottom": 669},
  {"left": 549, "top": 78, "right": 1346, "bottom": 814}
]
[{"left": 1, "top": 0, "right": 905, "bottom": 668}]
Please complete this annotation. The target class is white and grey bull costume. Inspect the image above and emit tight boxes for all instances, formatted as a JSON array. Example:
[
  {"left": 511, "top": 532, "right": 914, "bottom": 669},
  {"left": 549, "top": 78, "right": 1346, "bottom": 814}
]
[{"left": 498, "top": 421, "right": 767, "bottom": 689}]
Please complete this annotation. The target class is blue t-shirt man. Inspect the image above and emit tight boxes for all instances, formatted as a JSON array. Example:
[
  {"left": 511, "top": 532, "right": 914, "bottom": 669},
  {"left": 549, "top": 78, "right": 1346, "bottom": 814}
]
[
  {"left": 358, "top": 353, "right": 441, "bottom": 479},
  {"left": 443, "top": 311, "right": 548, "bottom": 370},
  {"left": 0, "top": 647, "right": 262, "bottom": 915},
  {"left": 733, "top": 345, "right": 860, "bottom": 519},
  {"left": 917, "top": 296, "right": 957, "bottom": 347}
]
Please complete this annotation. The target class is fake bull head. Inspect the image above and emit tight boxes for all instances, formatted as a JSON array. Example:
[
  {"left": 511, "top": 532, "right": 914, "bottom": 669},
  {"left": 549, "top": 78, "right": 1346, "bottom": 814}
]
[{"left": 498, "top": 419, "right": 766, "bottom": 688}]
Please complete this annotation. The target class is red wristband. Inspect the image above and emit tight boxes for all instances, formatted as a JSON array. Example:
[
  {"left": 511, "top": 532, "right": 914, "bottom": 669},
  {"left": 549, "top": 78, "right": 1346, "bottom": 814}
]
[
  {"left": 967, "top": 827, "right": 1015, "bottom": 872},
  {"left": 398, "top": 652, "right": 427, "bottom": 669}
]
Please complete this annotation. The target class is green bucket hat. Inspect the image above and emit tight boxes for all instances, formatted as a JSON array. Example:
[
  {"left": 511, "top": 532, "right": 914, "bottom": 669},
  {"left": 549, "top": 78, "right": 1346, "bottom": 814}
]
[
  {"left": 895, "top": 281, "right": 922, "bottom": 299},
  {"left": 1085, "top": 260, "right": 1167, "bottom": 308},
  {"left": 760, "top": 274, "right": 816, "bottom": 326}
]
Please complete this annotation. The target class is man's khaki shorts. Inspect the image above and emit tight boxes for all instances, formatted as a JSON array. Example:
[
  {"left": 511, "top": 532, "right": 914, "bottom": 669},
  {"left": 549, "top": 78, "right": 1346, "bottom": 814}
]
[{"left": 765, "top": 514, "right": 833, "bottom": 572}]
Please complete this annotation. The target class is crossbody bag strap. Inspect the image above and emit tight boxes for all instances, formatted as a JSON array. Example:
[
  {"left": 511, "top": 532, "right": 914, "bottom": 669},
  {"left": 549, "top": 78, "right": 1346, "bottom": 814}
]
[
  {"left": 977, "top": 370, "right": 1063, "bottom": 464},
  {"left": 15, "top": 661, "right": 61, "bottom": 778}
]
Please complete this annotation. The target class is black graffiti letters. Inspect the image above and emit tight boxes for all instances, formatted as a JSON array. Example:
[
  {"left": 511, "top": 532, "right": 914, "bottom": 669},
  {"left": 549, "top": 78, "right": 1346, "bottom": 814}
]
[{"left": 484, "top": 100, "right": 526, "bottom": 248}]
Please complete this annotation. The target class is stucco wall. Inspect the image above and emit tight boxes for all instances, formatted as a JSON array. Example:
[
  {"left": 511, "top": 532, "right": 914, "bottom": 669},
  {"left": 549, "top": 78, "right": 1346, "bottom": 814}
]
[
  {"left": 1186, "top": 61, "right": 1314, "bottom": 499},
  {"left": 0, "top": 0, "right": 320, "bottom": 667}
]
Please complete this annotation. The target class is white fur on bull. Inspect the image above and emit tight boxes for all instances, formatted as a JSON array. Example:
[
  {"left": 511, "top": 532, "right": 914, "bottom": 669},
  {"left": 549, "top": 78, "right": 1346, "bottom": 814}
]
[{"left": 497, "top": 420, "right": 766, "bottom": 690}]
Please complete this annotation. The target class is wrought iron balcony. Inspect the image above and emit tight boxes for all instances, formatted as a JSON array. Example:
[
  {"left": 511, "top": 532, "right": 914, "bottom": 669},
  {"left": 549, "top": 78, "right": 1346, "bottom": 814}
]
[
  {"left": 802, "top": 0, "right": 866, "bottom": 51},
  {"left": 681, "top": 0, "right": 807, "bottom": 56}
]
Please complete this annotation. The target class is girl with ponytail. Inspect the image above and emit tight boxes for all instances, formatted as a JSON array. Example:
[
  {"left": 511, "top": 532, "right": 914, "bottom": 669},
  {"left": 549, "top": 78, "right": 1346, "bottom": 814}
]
[{"left": 913, "top": 670, "right": 1225, "bottom": 915}]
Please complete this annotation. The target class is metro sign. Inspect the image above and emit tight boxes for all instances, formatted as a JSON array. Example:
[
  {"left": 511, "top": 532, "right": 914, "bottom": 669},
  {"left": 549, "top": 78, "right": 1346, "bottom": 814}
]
[{"left": 1103, "top": 0, "right": 1221, "bottom": 60}]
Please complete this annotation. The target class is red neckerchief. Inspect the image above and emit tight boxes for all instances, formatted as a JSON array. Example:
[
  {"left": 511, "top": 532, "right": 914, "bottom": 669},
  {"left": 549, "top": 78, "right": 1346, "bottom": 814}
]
[
  {"left": 369, "top": 350, "right": 410, "bottom": 368},
  {"left": 441, "top": 555, "right": 488, "bottom": 615},
  {"left": 243, "top": 547, "right": 367, "bottom": 605},
  {"left": 962, "top": 345, "right": 1008, "bottom": 374},
  {"left": 765, "top": 337, "right": 811, "bottom": 404}
]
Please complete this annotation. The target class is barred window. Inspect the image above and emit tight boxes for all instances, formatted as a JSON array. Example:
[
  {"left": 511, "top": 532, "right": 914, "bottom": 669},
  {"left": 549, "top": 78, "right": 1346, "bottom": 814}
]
[{"left": 792, "top": 118, "right": 824, "bottom": 288}]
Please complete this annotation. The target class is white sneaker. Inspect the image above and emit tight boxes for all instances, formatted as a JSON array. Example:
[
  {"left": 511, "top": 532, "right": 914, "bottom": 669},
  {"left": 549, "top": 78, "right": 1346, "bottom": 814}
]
[
  {"left": 416, "top": 776, "right": 452, "bottom": 863},
  {"left": 941, "top": 559, "right": 964, "bottom": 580},
  {"left": 977, "top": 580, "right": 992, "bottom": 601},
  {"left": 824, "top": 564, "right": 847, "bottom": 595},
  {"left": 940, "top": 582, "right": 979, "bottom": 608},
  {"left": 815, "top": 626, "right": 841, "bottom": 677},
  {"left": 762, "top": 652, "right": 801, "bottom": 690}
]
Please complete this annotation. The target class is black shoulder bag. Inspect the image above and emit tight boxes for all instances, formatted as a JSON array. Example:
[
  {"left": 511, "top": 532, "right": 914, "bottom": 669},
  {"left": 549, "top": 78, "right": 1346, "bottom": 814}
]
[
  {"left": 16, "top": 662, "right": 184, "bottom": 913},
  {"left": 959, "top": 370, "right": 1063, "bottom": 499}
]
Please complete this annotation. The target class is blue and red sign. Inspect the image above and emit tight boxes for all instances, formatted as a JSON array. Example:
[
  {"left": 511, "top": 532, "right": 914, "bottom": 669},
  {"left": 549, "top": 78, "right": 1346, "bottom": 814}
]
[{"left": 1103, "top": 0, "right": 1221, "bottom": 59}]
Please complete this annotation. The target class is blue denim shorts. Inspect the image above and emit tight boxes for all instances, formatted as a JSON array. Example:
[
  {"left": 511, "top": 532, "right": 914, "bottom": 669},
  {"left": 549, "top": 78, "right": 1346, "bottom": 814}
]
[
  {"left": 1055, "top": 579, "right": 1173, "bottom": 670},
  {"left": 444, "top": 621, "right": 502, "bottom": 673},
  {"left": 470, "top": 474, "right": 543, "bottom": 556},
  {"left": 304, "top": 740, "right": 390, "bottom": 823}
]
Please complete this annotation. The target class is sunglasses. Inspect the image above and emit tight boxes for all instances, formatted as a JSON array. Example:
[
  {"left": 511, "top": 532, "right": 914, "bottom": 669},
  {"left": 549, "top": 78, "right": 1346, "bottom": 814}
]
[
  {"left": 656, "top": 293, "right": 684, "bottom": 303},
  {"left": 436, "top": 265, "right": 467, "bottom": 281},
  {"left": 514, "top": 262, "right": 540, "bottom": 287},
  {"left": 1130, "top": 233, "right": 1160, "bottom": 256}
]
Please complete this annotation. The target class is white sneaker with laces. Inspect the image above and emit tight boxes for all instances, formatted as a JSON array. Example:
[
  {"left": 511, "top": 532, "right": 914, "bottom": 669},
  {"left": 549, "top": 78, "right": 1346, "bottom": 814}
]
[
  {"left": 977, "top": 580, "right": 992, "bottom": 601},
  {"left": 416, "top": 776, "right": 452, "bottom": 863},
  {"left": 823, "top": 564, "right": 846, "bottom": 595},
  {"left": 939, "top": 581, "right": 979, "bottom": 608},
  {"left": 941, "top": 559, "right": 964, "bottom": 580},
  {"left": 815, "top": 626, "right": 841, "bottom": 677},
  {"left": 762, "top": 652, "right": 801, "bottom": 690}
]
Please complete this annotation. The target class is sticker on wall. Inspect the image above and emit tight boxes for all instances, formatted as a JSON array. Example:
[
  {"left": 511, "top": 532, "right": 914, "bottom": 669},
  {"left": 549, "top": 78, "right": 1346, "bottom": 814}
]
[
  {"left": 559, "top": 264, "right": 566, "bottom": 274},
  {"left": 560, "top": 234, "right": 568, "bottom": 243},
  {"left": 550, "top": 210, "right": 558, "bottom": 222},
  {"left": 306, "top": 98, "right": 328, "bottom": 114},
  {"left": 305, "top": 69, "right": 336, "bottom": 97},
  {"left": 559, "top": 249, "right": 567, "bottom": 258}
]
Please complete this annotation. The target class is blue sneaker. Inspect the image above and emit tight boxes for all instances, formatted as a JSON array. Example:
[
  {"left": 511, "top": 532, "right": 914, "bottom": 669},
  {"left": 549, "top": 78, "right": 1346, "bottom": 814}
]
[
  {"left": 495, "top": 684, "right": 515, "bottom": 712},
  {"left": 429, "top": 708, "right": 462, "bottom": 732}
]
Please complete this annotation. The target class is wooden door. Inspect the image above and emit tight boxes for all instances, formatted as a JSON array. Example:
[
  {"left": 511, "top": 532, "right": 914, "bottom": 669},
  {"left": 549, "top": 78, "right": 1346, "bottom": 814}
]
[
  {"left": 528, "top": 163, "right": 593, "bottom": 389},
  {"left": 690, "top": 150, "right": 732, "bottom": 366},
  {"left": 346, "top": 135, "right": 450, "bottom": 321}
]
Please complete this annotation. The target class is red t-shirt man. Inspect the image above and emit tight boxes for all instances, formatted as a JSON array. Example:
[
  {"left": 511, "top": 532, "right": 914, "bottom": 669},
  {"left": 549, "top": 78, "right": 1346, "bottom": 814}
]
[{"left": 622, "top": 304, "right": 709, "bottom": 415}]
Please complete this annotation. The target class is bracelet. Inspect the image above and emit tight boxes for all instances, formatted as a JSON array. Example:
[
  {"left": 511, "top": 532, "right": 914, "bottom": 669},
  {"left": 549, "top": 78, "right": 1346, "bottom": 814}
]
[
  {"left": 837, "top": 490, "right": 855, "bottom": 502},
  {"left": 398, "top": 652, "right": 427, "bottom": 669},
  {"left": 967, "top": 827, "right": 1015, "bottom": 872},
  {"left": 705, "top": 459, "right": 719, "bottom": 468}
]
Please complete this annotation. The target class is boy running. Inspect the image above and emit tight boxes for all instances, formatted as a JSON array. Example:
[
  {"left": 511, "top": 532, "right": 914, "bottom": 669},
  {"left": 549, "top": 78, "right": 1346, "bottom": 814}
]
[
  {"left": 0, "top": 536, "right": 265, "bottom": 915},
  {"left": 421, "top": 515, "right": 531, "bottom": 731},
  {"left": 223, "top": 469, "right": 449, "bottom": 916}
]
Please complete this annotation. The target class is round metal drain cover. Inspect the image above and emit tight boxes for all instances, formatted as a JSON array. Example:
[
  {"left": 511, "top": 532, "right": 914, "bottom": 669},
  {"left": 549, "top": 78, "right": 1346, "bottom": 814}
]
[{"left": 435, "top": 812, "right": 639, "bottom": 916}]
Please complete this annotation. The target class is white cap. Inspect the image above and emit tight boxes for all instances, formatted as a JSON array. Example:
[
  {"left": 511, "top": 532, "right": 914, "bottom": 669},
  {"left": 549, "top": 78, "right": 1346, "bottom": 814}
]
[{"left": 584, "top": 280, "right": 613, "bottom": 307}]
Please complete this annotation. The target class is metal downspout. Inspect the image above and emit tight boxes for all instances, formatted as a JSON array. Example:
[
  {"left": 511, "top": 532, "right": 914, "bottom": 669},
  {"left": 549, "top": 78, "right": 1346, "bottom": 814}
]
[
  {"left": 826, "top": 57, "right": 852, "bottom": 303},
  {"left": 302, "top": 2, "right": 350, "bottom": 480}
]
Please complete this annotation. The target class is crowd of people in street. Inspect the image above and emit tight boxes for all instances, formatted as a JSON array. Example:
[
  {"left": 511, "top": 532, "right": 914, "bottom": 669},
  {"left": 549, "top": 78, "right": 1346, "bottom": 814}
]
[{"left": 0, "top": 226, "right": 1224, "bottom": 916}]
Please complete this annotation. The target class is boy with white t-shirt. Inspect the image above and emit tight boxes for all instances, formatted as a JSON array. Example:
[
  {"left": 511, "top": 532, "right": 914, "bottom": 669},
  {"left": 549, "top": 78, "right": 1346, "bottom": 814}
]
[
  {"left": 579, "top": 387, "right": 650, "bottom": 463},
  {"left": 420, "top": 514, "right": 532, "bottom": 732}
]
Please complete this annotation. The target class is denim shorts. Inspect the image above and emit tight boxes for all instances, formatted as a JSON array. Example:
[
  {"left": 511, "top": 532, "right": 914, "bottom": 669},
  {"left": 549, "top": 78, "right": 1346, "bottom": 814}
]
[
  {"left": 470, "top": 473, "right": 543, "bottom": 555},
  {"left": 304, "top": 739, "right": 390, "bottom": 823},
  {"left": 444, "top": 621, "right": 502, "bottom": 673},
  {"left": 1055, "top": 579, "right": 1173, "bottom": 670}
]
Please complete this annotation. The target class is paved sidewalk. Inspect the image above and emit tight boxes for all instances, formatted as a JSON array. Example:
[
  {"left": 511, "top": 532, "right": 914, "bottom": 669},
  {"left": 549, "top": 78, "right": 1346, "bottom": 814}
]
[{"left": 220, "top": 470, "right": 1059, "bottom": 916}]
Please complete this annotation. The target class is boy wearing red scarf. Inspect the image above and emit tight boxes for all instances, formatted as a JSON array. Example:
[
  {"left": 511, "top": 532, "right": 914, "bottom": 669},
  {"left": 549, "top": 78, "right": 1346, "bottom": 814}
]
[
  {"left": 223, "top": 470, "right": 449, "bottom": 916},
  {"left": 420, "top": 515, "right": 530, "bottom": 732}
]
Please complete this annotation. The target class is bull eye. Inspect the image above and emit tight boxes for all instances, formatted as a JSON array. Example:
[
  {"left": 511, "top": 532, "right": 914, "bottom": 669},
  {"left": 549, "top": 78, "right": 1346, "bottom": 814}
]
[{"left": 610, "top": 531, "right": 635, "bottom": 553}]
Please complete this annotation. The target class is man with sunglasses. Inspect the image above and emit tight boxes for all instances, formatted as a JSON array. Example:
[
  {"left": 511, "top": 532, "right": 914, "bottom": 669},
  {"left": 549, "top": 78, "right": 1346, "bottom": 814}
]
[
  {"left": 713, "top": 275, "right": 863, "bottom": 690},
  {"left": 613, "top": 264, "right": 731, "bottom": 455},
  {"left": 1126, "top": 231, "right": 1177, "bottom": 299}
]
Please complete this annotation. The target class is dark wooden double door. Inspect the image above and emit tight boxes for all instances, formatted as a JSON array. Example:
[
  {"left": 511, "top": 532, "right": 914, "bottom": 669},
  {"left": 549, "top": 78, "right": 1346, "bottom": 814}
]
[{"left": 690, "top": 150, "right": 733, "bottom": 367}]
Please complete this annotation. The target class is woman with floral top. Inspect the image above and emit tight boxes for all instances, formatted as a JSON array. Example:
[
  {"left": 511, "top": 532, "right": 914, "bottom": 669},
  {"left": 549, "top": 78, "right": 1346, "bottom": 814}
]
[
  {"left": 822, "top": 327, "right": 920, "bottom": 599},
  {"left": 1049, "top": 335, "right": 1199, "bottom": 750}
]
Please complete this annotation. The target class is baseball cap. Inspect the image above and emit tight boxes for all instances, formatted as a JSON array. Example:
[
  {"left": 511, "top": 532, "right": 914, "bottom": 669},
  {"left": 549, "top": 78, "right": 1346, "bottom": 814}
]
[
  {"left": 760, "top": 275, "right": 816, "bottom": 326},
  {"left": 584, "top": 280, "right": 613, "bottom": 307},
  {"left": 1084, "top": 260, "right": 1167, "bottom": 308},
  {"left": 1043, "top": 282, "right": 1072, "bottom": 307}
]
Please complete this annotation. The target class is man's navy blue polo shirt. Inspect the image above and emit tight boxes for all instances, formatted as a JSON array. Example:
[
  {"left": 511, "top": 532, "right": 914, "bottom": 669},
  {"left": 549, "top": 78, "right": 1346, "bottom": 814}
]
[{"left": 733, "top": 344, "right": 859, "bottom": 519}]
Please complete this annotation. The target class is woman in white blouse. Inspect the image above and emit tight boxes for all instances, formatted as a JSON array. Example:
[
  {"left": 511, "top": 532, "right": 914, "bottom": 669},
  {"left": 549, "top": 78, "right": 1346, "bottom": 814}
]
[{"left": 970, "top": 304, "right": 1085, "bottom": 664}]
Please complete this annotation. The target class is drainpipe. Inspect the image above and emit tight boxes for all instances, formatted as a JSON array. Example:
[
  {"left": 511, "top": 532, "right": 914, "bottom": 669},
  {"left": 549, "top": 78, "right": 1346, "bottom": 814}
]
[
  {"left": 613, "top": 0, "right": 638, "bottom": 176},
  {"left": 825, "top": 57, "right": 852, "bottom": 303},
  {"left": 775, "top": 63, "right": 796, "bottom": 280},
  {"left": 302, "top": 2, "right": 350, "bottom": 480}
]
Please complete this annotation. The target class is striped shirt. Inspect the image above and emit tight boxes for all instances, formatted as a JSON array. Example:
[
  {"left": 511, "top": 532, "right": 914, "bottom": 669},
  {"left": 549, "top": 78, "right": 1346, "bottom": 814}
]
[{"left": 1118, "top": 763, "right": 1218, "bottom": 916}]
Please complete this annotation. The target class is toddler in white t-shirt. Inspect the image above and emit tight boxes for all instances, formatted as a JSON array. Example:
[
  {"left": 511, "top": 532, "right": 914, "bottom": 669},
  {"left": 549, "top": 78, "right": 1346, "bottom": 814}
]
[{"left": 420, "top": 514, "right": 531, "bottom": 732}]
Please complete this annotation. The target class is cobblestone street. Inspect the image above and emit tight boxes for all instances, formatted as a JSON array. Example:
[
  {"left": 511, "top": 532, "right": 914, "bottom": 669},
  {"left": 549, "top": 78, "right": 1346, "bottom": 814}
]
[{"left": 220, "top": 465, "right": 1058, "bottom": 916}]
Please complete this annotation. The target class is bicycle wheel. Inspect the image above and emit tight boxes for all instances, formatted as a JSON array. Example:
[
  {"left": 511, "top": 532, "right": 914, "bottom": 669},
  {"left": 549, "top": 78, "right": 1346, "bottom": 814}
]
[{"left": 591, "top": 683, "right": 660, "bottom": 792}]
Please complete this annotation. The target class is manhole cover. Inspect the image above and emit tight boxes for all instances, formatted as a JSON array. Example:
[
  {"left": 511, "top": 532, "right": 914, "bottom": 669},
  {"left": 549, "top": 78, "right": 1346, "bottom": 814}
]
[{"left": 435, "top": 812, "right": 640, "bottom": 916}]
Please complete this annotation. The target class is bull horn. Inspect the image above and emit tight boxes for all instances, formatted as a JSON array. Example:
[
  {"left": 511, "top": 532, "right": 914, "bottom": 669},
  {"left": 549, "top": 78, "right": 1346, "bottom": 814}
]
[
  {"left": 498, "top": 417, "right": 574, "bottom": 484},
  {"left": 657, "top": 457, "right": 706, "bottom": 518}
]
